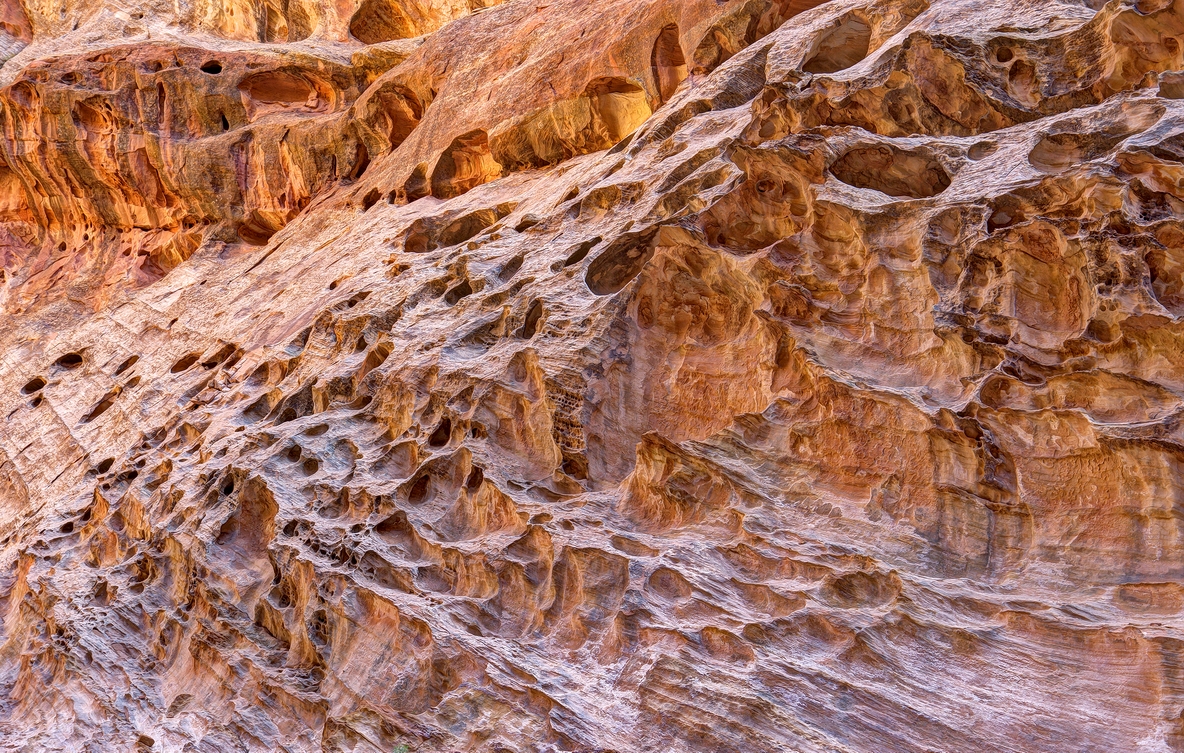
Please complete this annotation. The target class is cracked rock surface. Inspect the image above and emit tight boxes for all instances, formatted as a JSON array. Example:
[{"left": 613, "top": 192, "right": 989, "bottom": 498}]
[{"left": 1, "top": 0, "right": 1184, "bottom": 750}]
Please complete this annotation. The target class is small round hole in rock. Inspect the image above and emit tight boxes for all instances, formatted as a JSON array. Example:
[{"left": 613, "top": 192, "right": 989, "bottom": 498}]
[
  {"left": 563, "top": 237, "right": 600, "bottom": 267},
  {"left": 515, "top": 216, "right": 541, "bottom": 232},
  {"left": 408, "top": 475, "right": 430, "bottom": 504},
  {"left": 286, "top": 445, "right": 302, "bottom": 462},
  {"left": 348, "top": 394, "right": 373, "bottom": 410},
  {"left": 55, "top": 353, "right": 84, "bottom": 370},
  {"left": 444, "top": 280, "right": 473, "bottom": 306},
  {"left": 562, "top": 455, "right": 588, "bottom": 480},
  {"left": 968, "top": 141, "right": 998, "bottom": 160},
  {"left": 520, "top": 300, "right": 543, "bottom": 339},
  {"left": 428, "top": 418, "right": 452, "bottom": 447},
  {"left": 200, "top": 61, "right": 223, "bottom": 74},
  {"left": 96, "top": 458, "right": 114, "bottom": 473},
  {"left": 170, "top": 353, "right": 200, "bottom": 373},
  {"left": 21, "top": 377, "right": 45, "bottom": 394},
  {"left": 802, "top": 15, "right": 871, "bottom": 74},
  {"left": 996, "top": 47, "right": 1013, "bottom": 63},
  {"left": 302, "top": 458, "right": 320, "bottom": 476},
  {"left": 114, "top": 355, "right": 139, "bottom": 375}
]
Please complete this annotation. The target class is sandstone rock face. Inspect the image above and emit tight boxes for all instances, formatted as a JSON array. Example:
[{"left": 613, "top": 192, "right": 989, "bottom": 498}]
[{"left": 1, "top": 0, "right": 1184, "bottom": 750}]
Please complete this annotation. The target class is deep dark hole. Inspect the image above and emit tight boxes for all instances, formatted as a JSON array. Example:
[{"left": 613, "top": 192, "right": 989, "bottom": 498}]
[
  {"left": 564, "top": 237, "right": 601, "bottom": 267},
  {"left": 114, "top": 355, "right": 139, "bottom": 375},
  {"left": 428, "top": 417, "right": 452, "bottom": 447},
  {"left": 351, "top": 142, "right": 371, "bottom": 181},
  {"left": 170, "top": 353, "right": 200, "bottom": 373},
  {"left": 499, "top": 254, "right": 525, "bottom": 280},
  {"left": 521, "top": 300, "right": 543, "bottom": 339},
  {"left": 200, "top": 61, "right": 223, "bottom": 74},
  {"left": 55, "top": 353, "right": 84, "bottom": 369},
  {"left": 81, "top": 396, "right": 116, "bottom": 423},
  {"left": 348, "top": 394, "right": 373, "bottom": 409},
  {"left": 21, "top": 376, "right": 45, "bottom": 394},
  {"left": 408, "top": 475, "right": 430, "bottom": 504},
  {"left": 444, "top": 280, "right": 473, "bottom": 306}
]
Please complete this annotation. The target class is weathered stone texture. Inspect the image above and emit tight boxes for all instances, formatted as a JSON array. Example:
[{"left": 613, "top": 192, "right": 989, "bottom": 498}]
[{"left": 0, "top": 0, "right": 1183, "bottom": 751}]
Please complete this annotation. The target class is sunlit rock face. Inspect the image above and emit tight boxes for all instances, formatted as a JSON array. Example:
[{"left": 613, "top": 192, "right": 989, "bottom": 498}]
[{"left": 0, "top": 0, "right": 1183, "bottom": 750}]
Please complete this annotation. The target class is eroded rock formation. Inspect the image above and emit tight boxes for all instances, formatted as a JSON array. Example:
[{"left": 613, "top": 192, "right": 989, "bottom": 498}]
[{"left": 0, "top": 0, "right": 1182, "bottom": 750}]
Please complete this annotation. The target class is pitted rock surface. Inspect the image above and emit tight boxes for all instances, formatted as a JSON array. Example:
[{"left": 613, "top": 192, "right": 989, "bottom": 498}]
[{"left": 0, "top": 0, "right": 1183, "bottom": 751}]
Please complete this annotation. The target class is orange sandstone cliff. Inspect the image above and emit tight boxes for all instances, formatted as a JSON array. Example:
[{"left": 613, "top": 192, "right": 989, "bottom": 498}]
[{"left": 0, "top": 0, "right": 1182, "bottom": 750}]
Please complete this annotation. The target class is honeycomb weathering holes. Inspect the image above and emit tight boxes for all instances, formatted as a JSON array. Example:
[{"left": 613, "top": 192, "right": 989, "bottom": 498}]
[
  {"left": 114, "top": 355, "right": 139, "bottom": 375},
  {"left": 585, "top": 228, "right": 660, "bottom": 295},
  {"left": 802, "top": 14, "right": 872, "bottom": 74},
  {"left": 521, "top": 300, "right": 543, "bottom": 338},
  {"left": 238, "top": 71, "right": 317, "bottom": 106},
  {"left": 349, "top": 0, "right": 417, "bottom": 44},
  {"left": 430, "top": 130, "right": 502, "bottom": 200},
  {"left": 830, "top": 145, "right": 951, "bottom": 198},
  {"left": 170, "top": 353, "right": 200, "bottom": 373},
  {"left": 54, "top": 353, "right": 84, "bottom": 369},
  {"left": 586, "top": 78, "right": 652, "bottom": 144},
  {"left": 651, "top": 24, "right": 688, "bottom": 105}
]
